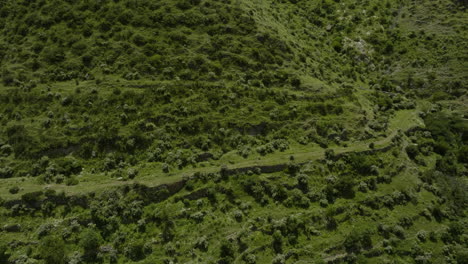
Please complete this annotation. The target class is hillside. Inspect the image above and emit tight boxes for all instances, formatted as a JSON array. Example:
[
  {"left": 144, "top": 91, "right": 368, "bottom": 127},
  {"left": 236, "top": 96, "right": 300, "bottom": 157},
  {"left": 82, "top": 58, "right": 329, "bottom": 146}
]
[{"left": 0, "top": 0, "right": 467, "bottom": 263}]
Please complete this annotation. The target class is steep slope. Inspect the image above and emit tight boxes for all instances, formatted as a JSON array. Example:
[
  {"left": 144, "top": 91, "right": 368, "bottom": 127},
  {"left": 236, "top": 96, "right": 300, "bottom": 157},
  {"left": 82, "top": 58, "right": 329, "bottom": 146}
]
[{"left": 0, "top": 0, "right": 467, "bottom": 263}]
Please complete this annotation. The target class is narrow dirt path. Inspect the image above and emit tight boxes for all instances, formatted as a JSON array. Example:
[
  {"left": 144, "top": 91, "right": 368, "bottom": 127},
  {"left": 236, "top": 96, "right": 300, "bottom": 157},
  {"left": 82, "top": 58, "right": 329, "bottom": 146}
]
[{"left": 0, "top": 109, "right": 421, "bottom": 200}]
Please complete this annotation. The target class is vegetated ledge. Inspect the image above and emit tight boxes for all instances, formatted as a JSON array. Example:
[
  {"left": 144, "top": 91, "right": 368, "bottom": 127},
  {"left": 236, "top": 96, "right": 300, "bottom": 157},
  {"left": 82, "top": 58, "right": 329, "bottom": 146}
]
[{"left": 1, "top": 139, "right": 398, "bottom": 211}]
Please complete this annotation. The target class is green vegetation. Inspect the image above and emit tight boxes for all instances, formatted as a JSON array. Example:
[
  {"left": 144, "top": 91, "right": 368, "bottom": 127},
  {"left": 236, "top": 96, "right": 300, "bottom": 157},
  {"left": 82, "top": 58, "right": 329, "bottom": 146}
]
[{"left": 0, "top": 0, "right": 466, "bottom": 263}]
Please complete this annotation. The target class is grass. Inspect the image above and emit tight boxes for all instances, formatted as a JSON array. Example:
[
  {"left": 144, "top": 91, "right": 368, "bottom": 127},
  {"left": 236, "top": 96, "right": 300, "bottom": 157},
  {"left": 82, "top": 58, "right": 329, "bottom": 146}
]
[{"left": 0, "top": 0, "right": 466, "bottom": 263}]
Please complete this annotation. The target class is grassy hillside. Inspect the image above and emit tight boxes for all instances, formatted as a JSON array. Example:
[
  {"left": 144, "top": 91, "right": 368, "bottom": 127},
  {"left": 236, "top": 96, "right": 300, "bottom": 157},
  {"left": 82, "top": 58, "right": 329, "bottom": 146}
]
[{"left": 0, "top": 0, "right": 466, "bottom": 263}]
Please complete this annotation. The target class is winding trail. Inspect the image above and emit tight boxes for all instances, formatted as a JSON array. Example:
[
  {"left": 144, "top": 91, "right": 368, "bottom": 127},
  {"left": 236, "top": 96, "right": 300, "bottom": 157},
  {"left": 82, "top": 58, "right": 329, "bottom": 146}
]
[{"left": 0, "top": 109, "right": 422, "bottom": 200}]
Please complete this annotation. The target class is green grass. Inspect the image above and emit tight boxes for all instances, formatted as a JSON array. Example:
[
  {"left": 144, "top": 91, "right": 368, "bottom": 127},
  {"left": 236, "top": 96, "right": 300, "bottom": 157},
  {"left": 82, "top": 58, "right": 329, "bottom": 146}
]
[{"left": 0, "top": 0, "right": 466, "bottom": 263}]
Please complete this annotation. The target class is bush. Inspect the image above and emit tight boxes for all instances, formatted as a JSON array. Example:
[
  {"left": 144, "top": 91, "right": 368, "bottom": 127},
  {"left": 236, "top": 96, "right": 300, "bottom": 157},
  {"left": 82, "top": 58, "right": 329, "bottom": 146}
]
[
  {"left": 272, "top": 254, "right": 286, "bottom": 264},
  {"left": 124, "top": 239, "right": 145, "bottom": 261},
  {"left": 392, "top": 225, "right": 406, "bottom": 239},
  {"left": 0, "top": 166, "right": 13, "bottom": 178},
  {"left": 233, "top": 210, "right": 243, "bottom": 222},
  {"left": 325, "top": 149, "right": 335, "bottom": 160},
  {"left": 132, "top": 34, "right": 147, "bottom": 46},
  {"left": 80, "top": 229, "right": 102, "bottom": 262},
  {"left": 195, "top": 236, "right": 209, "bottom": 251},
  {"left": 37, "top": 223, "right": 55, "bottom": 238},
  {"left": 326, "top": 216, "right": 338, "bottom": 230},
  {"left": 21, "top": 191, "right": 43, "bottom": 205},
  {"left": 346, "top": 154, "right": 377, "bottom": 175},
  {"left": 162, "top": 163, "right": 170, "bottom": 173},
  {"left": 66, "top": 177, "right": 79, "bottom": 186},
  {"left": 57, "top": 157, "right": 82, "bottom": 176},
  {"left": 38, "top": 235, "right": 66, "bottom": 264},
  {"left": 417, "top": 230, "right": 427, "bottom": 242},
  {"left": 190, "top": 212, "right": 205, "bottom": 223},
  {"left": 9, "top": 186, "right": 19, "bottom": 194},
  {"left": 406, "top": 145, "right": 419, "bottom": 159},
  {"left": 0, "top": 243, "right": 9, "bottom": 263},
  {"left": 344, "top": 229, "right": 373, "bottom": 253},
  {"left": 272, "top": 230, "right": 283, "bottom": 253},
  {"left": 243, "top": 254, "right": 256, "bottom": 264},
  {"left": 326, "top": 175, "right": 355, "bottom": 199},
  {"left": 218, "top": 239, "right": 235, "bottom": 264},
  {"left": 127, "top": 168, "right": 139, "bottom": 179},
  {"left": 0, "top": 144, "right": 13, "bottom": 156},
  {"left": 42, "top": 46, "right": 66, "bottom": 64},
  {"left": 332, "top": 37, "right": 343, "bottom": 52},
  {"left": 82, "top": 53, "right": 93, "bottom": 67}
]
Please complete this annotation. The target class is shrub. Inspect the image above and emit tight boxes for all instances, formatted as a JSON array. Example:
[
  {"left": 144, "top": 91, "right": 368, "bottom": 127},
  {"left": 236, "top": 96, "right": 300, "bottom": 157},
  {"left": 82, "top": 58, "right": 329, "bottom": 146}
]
[
  {"left": 406, "top": 145, "right": 419, "bottom": 159},
  {"left": 162, "top": 163, "right": 170, "bottom": 173},
  {"left": 9, "top": 186, "right": 19, "bottom": 194},
  {"left": 357, "top": 181, "right": 368, "bottom": 193},
  {"left": 346, "top": 153, "right": 378, "bottom": 175},
  {"left": 42, "top": 46, "right": 66, "bottom": 64},
  {"left": 272, "top": 254, "right": 286, "bottom": 264},
  {"left": 37, "top": 223, "right": 55, "bottom": 238},
  {"left": 233, "top": 210, "right": 243, "bottom": 222},
  {"left": 195, "top": 235, "right": 208, "bottom": 251},
  {"left": 82, "top": 53, "right": 93, "bottom": 67},
  {"left": 377, "top": 224, "right": 391, "bottom": 239},
  {"left": 272, "top": 230, "right": 283, "bottom": 253},
  {"left": 392, "top": 225, "right": 406, "bottom": 239},
  {"left": 218, "top": 239, "right": 235, "bottom": 264},
  {"left": 124, "top": 239, "right": 145, "bottom": 261},
  {"left": 325, "top": 149, "right": 335, "bottom": 160},
  {"left": 127, "top": 168, "right": 139, "bottom": 179},
  {"left": 332, "top": 37, "right": 343, "bottom": 52},
  {"left": 327, "top": 175, "right": 355, "bottom": 199},
  {"left": 319, "top": 199, "right": 328, "bottom": 207},
  {"left": 0, "top": 144, "right": 13, "bottom": 156},
  {"left": 38, "top": 235, "right": 66, "bottom": 264},
  {"left": 22, "top": 191, "right": 43, "bottom": 205},
  {"left": 326, "top": 216, "right": 338, "bottom": 230},
  {"left": 80, "top": 229, "right": 102, "bottom": 262},
  {"left": 344, "top": 229, "right": 373, "bottom": 253},
  {"left": 66, "top": 177, "right": 79, "bottom": 186},
  {"left": 0, "top": 242, "right": 9, "bottom": 263},
  {"left": 132, "top": 34, "right": 147, "bottom": 46},
  {"left": 417, "top": 230, "right": 427, "bottom": 242},
  {"left": 57, "top": 157, "right": 82, "bottom": 176},
  {"left": 190, "top": 212, "right": 205, "bottom": 223},
  {"left": 453, "top": 244, "right": 468, "bottom": 263},
  {"left": 243, "top": 254, "right": 256, "bottom": 264},
  {"left": 0, "top": 160, "right": 15, "bottom": 177}
]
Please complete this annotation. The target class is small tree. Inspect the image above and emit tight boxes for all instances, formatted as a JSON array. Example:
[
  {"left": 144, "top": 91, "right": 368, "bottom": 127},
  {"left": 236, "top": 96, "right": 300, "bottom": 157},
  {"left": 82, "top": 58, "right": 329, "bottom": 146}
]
[
  {"left": 80, "top": 229, "right": 101, "bottom": 262},
  {"left": 38, "top": 235, "right": 66, "bottom": 264}
]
